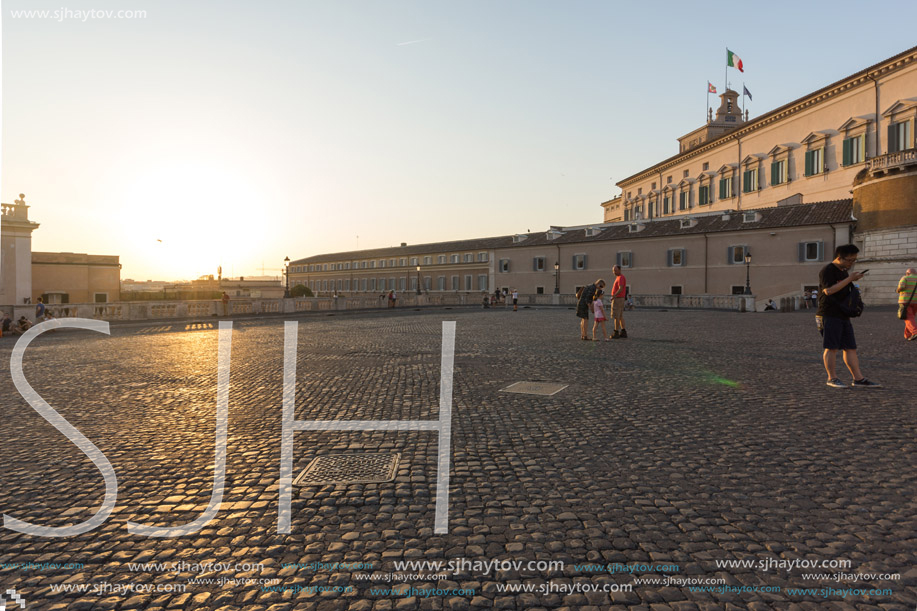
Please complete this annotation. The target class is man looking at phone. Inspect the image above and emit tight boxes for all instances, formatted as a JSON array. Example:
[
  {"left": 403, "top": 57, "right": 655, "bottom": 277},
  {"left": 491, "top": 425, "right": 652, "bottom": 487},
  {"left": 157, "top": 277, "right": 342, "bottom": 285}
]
[{"left": 817, "top": 244, "right": 880, "bottom": 388}]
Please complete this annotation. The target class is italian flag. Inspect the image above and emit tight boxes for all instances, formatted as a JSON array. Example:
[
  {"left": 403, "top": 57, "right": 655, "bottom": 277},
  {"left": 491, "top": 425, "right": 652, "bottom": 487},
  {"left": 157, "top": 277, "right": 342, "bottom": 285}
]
[{"left": 727, "top": 49, "right": 744, "bottom": 72}]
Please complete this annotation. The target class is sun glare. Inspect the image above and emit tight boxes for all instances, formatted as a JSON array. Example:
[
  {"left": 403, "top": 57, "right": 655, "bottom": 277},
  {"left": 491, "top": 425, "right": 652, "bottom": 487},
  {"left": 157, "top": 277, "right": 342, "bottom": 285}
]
[{"left": 120, "top": 162, "right": 267, "bottom": 279}]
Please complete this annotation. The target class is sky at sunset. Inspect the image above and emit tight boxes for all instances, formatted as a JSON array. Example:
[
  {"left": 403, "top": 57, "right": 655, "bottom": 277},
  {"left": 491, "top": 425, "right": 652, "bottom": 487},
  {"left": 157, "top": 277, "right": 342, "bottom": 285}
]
[{"left": 2, "top": 0, "right": 916, "bottom": 280}]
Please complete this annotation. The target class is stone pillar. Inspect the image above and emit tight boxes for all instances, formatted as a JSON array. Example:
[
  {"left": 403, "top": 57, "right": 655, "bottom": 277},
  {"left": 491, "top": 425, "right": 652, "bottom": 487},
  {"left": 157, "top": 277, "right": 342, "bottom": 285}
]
[{"left": 0, "top": 198, "right": 41, "bottom": 306}]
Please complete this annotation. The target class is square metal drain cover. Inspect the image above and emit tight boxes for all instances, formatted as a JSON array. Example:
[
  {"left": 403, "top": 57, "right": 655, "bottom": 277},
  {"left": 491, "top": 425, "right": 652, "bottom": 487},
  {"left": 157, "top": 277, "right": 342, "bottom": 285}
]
[
  {"left": 293, "top": 453, "right": 400, "bottom": 485},
  {"left": 500, "top": 381, "right": 568, "bottom": 396}
]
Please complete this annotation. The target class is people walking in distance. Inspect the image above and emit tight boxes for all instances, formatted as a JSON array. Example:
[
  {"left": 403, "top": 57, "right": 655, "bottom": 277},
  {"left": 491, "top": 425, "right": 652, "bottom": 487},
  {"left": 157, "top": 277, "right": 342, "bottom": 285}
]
[
  {"left": 221, "top": 292, "right": 230, "bottom": 316},
  {"left": 897, "top": 268, "right": 917, "bottom": 341},
  {"left": 810, "top": 288, "right": 818, "bottom": 309},
  {"left": 388, "top": 290, "right": 397, "bottom": 308},
  {"left": 801, "top": 290, "right": 810, "bottom": 309},
  {"left": 817, "top": 244, "right": 880, "bottom": 388},
  {"left": 511, "top": 289, "right": 519, "bottom": 311},
  {"left": 35, "top": 297, "right": 46, "bottom": 322},
  {"left": 592, "top": 290, "right": 609, "bottom": 341},
  {"left": 609, "top": 266, "right": 627, "bottom": 339},
  {"left": 502, "top": 288, "right": 508, "bottom": 308},
  {"left": 576, "top": 279, "right": 605, "bottom": 340}
]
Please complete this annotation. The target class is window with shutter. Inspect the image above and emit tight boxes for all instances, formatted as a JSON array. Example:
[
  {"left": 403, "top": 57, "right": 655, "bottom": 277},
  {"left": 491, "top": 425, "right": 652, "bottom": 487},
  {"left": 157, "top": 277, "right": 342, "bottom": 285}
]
[{"left": 799, "top": 241, "right": 824, "bottom": 262}]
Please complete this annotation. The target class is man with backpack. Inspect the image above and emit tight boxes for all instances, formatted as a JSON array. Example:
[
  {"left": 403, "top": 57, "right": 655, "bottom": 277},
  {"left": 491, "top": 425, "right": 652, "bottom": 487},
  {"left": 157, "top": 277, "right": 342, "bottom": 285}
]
[{"left": 817, "top": 244, "right": 880, "bottom": 388}]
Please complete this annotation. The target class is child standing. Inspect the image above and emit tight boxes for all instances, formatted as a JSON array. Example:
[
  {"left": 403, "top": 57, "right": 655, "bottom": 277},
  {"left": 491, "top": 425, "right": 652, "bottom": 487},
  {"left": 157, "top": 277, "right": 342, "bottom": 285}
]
[{"left": 592, "top": 290, "right": 609, "bottom": 341}]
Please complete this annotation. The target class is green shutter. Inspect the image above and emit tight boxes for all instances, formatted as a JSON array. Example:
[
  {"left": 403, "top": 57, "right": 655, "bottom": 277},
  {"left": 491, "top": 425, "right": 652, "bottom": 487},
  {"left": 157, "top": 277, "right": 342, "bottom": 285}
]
[
  {"left": 771, "top": 162, "right": 778, "bottom": 186},
  {"left": 719, "top": 178, "right": 726, "bottom": 199},
  {"left": 842, "top": 138, "right": 852, "bottom": 166},
  {"left": 798, "top": 242, "right": 806, "bottom": 262},
  {"left": 666, "top": 250, "right": 673, "bottom": 267},
  {"left": 681, "top": 249, "right": 687, "bottom": 266},
  {"left": 804, "top": 151, "right": 813, "bottom": 177},
  {"left": 888, "top": 124, "right": 898, "bottom": 153},
  {"left": 727, "top": 246, "right": 734, "bottom": 264}
]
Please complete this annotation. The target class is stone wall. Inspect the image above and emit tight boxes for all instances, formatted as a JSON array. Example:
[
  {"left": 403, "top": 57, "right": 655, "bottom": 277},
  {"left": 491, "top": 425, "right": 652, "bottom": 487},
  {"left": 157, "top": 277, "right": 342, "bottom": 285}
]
[{"left": 855, "top": 226, "right": 917, "bottom": 305}]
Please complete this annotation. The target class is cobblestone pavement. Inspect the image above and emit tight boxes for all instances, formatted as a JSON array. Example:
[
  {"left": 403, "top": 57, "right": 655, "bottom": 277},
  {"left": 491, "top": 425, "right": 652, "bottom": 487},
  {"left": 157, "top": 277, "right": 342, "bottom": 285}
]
[{"left": 1, "top": 307, "right": 915, "bottom": 610}]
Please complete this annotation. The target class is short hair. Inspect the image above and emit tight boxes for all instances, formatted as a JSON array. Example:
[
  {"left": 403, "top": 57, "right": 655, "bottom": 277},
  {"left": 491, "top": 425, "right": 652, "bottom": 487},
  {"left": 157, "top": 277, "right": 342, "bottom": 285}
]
[
  {"left": 595, "top": 278, "right": 606, "bottom": 286},
  {"left": 834, "top": 244, "right": 859, "bottom": 259}
]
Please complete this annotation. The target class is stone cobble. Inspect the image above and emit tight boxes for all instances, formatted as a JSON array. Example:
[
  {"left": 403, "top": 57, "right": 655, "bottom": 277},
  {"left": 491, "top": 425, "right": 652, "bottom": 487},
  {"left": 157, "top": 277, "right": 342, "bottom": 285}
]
[{"left": 0, "top": 307, "right": 914, "bottom": 609}]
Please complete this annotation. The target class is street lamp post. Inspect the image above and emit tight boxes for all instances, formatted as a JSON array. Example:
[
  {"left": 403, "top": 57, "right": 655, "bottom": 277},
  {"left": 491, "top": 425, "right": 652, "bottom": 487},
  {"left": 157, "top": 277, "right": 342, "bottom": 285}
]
[
  {"left": 553, "top": 261, "right": 560, "bottom": 294},
  {"left": 284, "top": 256, "right": 291, "bottom": 298},
  {"left": 744, "top": 250, "right": 752, "bottom": 295},
  {"left": 416, "top": 266, "right": 422, "bottom": 295}
]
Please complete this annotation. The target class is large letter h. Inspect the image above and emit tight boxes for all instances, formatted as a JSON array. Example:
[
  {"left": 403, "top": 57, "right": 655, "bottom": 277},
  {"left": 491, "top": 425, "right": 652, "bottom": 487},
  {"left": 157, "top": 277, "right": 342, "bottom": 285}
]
[{"left": 279, "top": 321, "right": 455, "bottom": 534}]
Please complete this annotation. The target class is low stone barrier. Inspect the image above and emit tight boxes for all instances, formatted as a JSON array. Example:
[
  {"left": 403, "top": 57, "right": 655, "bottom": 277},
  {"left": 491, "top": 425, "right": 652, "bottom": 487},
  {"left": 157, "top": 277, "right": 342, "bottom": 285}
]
[
  {"left": 1, "top": 292, "right": 755, "bottom": 324},
  {"left": 634, "top": 294, "right": 755, "bottom": 312}
]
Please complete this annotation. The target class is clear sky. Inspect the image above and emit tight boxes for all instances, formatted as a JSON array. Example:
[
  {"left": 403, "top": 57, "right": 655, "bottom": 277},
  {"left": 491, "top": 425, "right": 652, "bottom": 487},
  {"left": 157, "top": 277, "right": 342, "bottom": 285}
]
[{"left": 2, "top": 0, "right": 915, "bottom": 281}]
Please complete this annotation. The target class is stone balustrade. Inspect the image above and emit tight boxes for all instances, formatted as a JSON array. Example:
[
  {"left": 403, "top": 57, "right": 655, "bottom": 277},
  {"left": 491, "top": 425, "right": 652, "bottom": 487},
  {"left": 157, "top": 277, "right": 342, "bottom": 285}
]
[
  {"left": 866, "top": 148, "right": 917, "bottom": 172},
  {"left": 634, "top": 294, "right": 755, "bottom": 312},
  {"left": 1, "top": 203, "right": 30, "bottom": 220},
  {"left": 0, "top": 292, "right": 759, "bottom": 324}
]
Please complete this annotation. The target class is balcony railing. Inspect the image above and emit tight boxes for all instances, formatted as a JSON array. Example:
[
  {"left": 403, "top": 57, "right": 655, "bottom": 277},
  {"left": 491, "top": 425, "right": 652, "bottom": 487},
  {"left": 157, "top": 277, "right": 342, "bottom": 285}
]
[
  {"left": 866, "top": 148, "right": 917, "bottom": 172},
  {"left": 0, "top": 203, "right": 30, "bottom": 220}
]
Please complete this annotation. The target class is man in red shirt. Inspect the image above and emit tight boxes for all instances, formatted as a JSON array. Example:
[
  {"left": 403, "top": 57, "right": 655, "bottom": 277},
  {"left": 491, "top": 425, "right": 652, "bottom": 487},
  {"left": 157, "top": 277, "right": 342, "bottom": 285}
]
[{"left": 610, "top": 265, "right": 627, "bottom": 339}]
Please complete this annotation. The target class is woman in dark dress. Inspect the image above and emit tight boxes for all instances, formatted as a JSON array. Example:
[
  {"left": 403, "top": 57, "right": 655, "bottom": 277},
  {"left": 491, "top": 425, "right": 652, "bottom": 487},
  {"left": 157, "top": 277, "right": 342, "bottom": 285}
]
[{"left": 576, "top": 279, "right": 605, "bottom": 340}]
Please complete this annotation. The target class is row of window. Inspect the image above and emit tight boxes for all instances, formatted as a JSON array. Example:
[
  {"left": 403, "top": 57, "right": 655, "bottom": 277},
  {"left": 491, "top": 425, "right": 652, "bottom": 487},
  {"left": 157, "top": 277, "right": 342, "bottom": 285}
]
[
  {"left": 623, "top": 120, "right": 915, "bottom": 221},
  {"left": 496, "top": 241, "right": 824, "bottom": 271},
  {"left": 300, "top": 275, "right": 490, "bottom": 292},
  {"left": 629, "top": 119, "right": 913, "bottom": 200},
  {"left": 293, "top": 252, "right": 489, "bottom": 274}
]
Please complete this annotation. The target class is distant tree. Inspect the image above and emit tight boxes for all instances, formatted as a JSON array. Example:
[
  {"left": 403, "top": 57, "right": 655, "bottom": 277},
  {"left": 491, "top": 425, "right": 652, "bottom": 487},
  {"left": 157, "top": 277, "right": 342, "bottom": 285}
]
[{"left": 291, "top": 284, "right": 313, "bottom": 298}]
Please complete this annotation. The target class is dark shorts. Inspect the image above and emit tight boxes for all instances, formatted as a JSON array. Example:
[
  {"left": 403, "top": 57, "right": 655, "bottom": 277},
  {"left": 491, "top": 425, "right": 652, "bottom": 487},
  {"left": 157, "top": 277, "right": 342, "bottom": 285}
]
[{"left": 823, "top": 316, "right": 856, "bottom": 351}]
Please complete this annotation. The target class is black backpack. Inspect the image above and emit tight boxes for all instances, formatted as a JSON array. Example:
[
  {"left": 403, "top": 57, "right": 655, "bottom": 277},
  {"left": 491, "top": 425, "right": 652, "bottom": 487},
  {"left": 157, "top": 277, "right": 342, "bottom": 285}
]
[{"left": 836, "top": 285, "right": 865, "bottom": 318}]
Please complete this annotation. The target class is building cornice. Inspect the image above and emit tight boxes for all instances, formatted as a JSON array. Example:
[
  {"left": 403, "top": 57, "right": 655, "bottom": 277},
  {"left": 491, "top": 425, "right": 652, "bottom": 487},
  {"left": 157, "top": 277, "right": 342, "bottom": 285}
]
[{"left": 617, "top": 46, "right": 917, "bottom": 188}]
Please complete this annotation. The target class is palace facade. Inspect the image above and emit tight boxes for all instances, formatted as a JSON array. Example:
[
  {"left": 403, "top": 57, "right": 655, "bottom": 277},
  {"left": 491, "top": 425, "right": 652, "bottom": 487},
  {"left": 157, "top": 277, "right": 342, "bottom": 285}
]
[{"left": 292, "top": 47, "right": 917, "bottom": 307}]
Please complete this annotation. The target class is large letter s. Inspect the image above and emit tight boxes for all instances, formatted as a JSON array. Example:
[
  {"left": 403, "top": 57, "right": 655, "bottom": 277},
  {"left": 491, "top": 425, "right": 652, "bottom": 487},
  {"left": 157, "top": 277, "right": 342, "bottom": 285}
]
[{"left": 6, "top": 318, "right": 117, "bottom": 536}]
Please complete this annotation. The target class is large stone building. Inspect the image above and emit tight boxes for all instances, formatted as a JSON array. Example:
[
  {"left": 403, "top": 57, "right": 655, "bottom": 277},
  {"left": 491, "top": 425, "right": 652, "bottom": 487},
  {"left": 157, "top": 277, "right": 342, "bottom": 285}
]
[
  {"left": 290, "top": 200, "right": 854, "bottom": 306},
  {"left": 602, "top": 46, "right": 917, "bottom": 303},
  {"left": 292, "top": 47, "right": 916, "bottom": 307},
  {"left": 1, "top": 196, "right": 121, "bottom": 308}
]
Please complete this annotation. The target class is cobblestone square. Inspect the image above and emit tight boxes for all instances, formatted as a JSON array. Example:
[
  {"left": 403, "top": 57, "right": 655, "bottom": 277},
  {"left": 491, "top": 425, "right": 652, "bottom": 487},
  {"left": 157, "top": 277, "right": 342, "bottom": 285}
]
[{"left": 1, "top": 307, "right": 915, "bottom": 610}]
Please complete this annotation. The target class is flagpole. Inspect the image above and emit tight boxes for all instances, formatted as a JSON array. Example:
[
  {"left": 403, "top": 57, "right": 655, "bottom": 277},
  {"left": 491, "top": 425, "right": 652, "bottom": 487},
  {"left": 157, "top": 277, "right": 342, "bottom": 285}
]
[
  {"left": 706, "top": 86, "right": 709, "bottom": 123},
  {"left": 742, "top": 81, "right": 745, "bottom": 118},
  {"left": 724, "top": 47, "right": 728, "bottom": 96}
]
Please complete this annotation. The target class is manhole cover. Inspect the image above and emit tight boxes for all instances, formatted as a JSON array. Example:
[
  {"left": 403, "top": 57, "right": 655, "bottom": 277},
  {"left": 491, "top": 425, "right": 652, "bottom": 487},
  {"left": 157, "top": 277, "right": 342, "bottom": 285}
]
[
  {"left": 293, "top": 453, "right": 401, "bottom": 485},
  {"left": 500, "top": 381, "right": 568, "bottom": 396}
]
